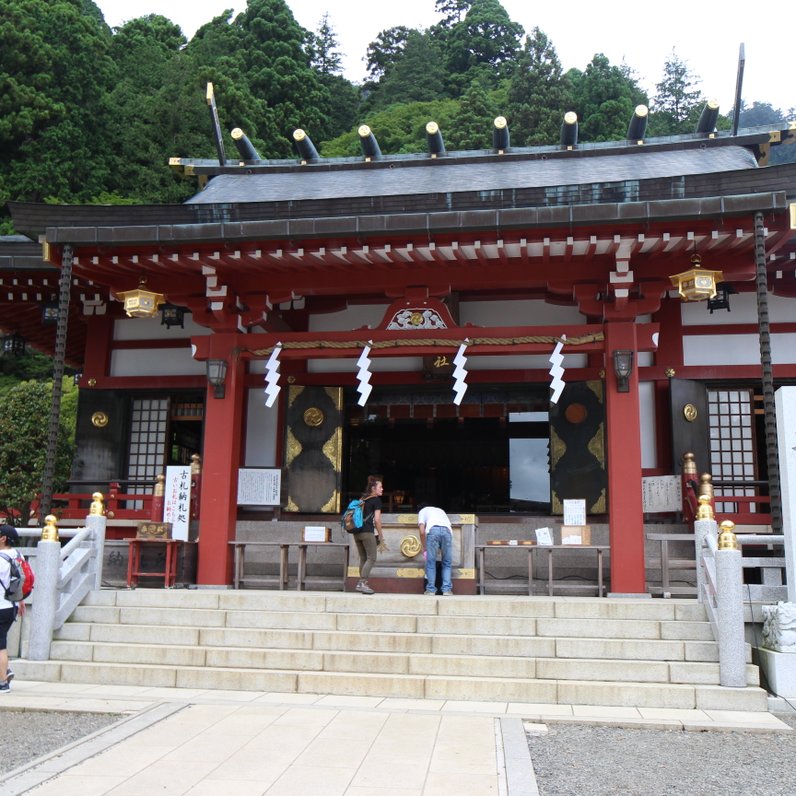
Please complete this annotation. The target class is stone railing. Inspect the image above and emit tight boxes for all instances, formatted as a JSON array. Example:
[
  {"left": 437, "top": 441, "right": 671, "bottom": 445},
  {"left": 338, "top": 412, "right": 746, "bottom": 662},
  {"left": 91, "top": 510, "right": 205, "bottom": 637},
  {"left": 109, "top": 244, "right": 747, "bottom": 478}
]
[
  {"left": 694, "top": 506, "right": 747, "bottom": 687},
  {"left": 17, "top": 503, "right": 107, "bottom": 661}
]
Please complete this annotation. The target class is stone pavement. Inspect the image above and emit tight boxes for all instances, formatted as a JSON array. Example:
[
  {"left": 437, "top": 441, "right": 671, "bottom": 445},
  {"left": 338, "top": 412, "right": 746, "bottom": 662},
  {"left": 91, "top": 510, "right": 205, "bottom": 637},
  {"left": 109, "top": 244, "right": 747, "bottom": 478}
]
[{"left": 0, "top": 680, "right": 790, "bottom": 796}]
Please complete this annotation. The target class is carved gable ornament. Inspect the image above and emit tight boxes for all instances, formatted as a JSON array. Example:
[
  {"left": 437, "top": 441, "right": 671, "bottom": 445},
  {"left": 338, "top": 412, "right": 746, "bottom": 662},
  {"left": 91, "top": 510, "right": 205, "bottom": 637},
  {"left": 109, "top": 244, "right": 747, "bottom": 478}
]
[{"left": 378, "top": 297, "right": 458, "bottom": 331}]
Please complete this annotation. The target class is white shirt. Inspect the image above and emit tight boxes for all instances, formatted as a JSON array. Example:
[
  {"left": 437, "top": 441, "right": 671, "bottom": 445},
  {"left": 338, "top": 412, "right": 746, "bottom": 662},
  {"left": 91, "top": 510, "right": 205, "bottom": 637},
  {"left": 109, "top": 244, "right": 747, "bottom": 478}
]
[
  {"left": 0, "top": 546, "right": 18, "bottom": 609},
  {"left": 418, "top": 506, "right": 452, "bottom": 532}
]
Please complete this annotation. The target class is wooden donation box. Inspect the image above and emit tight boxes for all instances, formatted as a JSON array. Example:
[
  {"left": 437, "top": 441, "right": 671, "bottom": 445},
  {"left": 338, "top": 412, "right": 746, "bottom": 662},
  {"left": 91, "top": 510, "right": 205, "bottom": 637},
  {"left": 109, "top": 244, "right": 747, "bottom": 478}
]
[{"left": 348, "top": 513, "right": 477, "bottom": 594}]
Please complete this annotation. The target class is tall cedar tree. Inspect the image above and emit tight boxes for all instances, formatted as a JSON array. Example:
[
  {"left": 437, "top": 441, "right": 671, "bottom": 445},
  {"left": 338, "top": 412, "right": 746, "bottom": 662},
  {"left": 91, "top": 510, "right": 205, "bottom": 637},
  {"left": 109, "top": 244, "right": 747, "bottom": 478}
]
[
  {"left": 507, "top": 28, "right": 569, "bottom": 146},
  {"left": 0, "top": 0, "right": 116, "bottom": 215},
  {"left": 652, "top": 49, "right": 704, "bottom": 135},
  {"left": 566, "top": 54, "right": 648, "bottom": 142}
]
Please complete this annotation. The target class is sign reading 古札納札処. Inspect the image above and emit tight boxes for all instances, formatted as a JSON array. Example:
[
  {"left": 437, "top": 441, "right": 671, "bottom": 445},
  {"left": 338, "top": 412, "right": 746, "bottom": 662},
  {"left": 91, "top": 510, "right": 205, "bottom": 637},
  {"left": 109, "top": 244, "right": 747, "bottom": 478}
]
[
  {"left": 237, "top": 468, "right": 281, "bottom": 506},
  {"left": 164, "top": 465, "right": 191, "bottom": 541}
]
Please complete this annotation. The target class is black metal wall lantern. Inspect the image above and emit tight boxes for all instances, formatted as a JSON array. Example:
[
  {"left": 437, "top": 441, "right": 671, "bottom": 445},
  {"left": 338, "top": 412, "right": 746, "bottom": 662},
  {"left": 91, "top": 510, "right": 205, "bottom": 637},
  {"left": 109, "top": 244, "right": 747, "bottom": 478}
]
[
  {"left": 707, "top": 282, "right": 736, "bottom": 313},
  {"left": 2, "top": 332, "right": 26, "bottom": 357},
  {"left": 160, "top": 303, "right": 185, "bottom": 329},
  {"left": 41, "top": 301, "right": 59, "bottom": 324},
  {"left": 613, "top": 350, "right": 634, "bottom": 392},
  {"left": 206, "top": 359, "right": 228, "bottom": 399}
]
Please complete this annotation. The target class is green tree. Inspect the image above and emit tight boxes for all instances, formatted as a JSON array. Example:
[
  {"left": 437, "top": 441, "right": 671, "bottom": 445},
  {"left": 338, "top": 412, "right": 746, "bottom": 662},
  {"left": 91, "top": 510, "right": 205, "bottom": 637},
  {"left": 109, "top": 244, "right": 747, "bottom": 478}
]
[
  {"left": 434, "top": 0, "right": 471, "bottom": 26},
  {"left": 507, "top": 28, "right": 569, "bottom": 146},
  {"left": 367, "top": 31, "right": 448, "bottom": 110},
  {"left": 308, "top": 13, "right": 343, "bottom": 75},
  {"left": 0, "top": 380, "right": 74, "bottom": 525},
  {"left": 567, "top": 54, "right": 648, "bottom": 142},
  {"left": 0, "top": 0, "right": 117, "bottom": 213},
  {"left": 651, "top": 49, "right": 704, "bottom": 135},
  {"left": 446, "top": 77, "right": 506, "bottom": 150},
  {"left": 442, "top": 0, "right": 523, "bottom": 84},
  {"left": 365, "top": 26, "right": 413, "bottom": 82}
]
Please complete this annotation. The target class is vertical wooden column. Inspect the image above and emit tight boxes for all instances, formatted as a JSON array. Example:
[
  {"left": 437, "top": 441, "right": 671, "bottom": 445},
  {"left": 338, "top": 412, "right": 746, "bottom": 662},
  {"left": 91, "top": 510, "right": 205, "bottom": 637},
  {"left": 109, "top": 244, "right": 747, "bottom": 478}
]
[
  {"left": 196, "top": 350, "right": 245, "bottom": 585},
  {"left": 604, "top": 321, "right": 646, "bottom": 594}
]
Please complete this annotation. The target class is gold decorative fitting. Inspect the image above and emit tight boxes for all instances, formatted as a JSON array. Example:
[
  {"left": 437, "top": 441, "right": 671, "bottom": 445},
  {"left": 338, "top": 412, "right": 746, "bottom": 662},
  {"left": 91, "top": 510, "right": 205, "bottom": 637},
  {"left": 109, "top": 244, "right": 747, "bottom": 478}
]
[
  {"left": 718, "top": 520, "right": 739, "bottom": 550},
  {"left": 303, "top": 407, "right": 325, "bottom": 427},
  {"left": 191, "top": 453, "right": 202, "bottom": 475},
  {"left": 665, "top": 368, "right": 676, "bottom": 378},
  {"left": 89, "top": 492, "right": 105, "bottom": 516},
  {"left": 41, "top": 514, "right": 59, "bottom": 542},
  {"left": 87, "top": 378, "right": 97, "bottom": 387},
  {"left": 91, "top": 411, "right": 109, "bottom": 428},
  {"left": 683, "top": 403, "right": 698, "bottom": 422},
  {"left": 115, "top": 278, "right": 165, "bottom": 318},
  {"left": 682, "top": 452, "right": 697, "bottom": 475},
  {"left": 400, "top": 535, "right": 422, "bottom": 558},
  {"left": 154, "top": 474, "right": 165, "bottom": 497},
  {"left": 696, "top": 494, "right": 714, "bottom": 521}
]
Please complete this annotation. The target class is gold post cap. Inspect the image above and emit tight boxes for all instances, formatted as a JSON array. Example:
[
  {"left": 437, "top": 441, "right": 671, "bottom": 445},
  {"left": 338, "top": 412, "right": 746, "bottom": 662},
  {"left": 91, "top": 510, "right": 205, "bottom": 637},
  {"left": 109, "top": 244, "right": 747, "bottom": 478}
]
[
  {"left": 41, "top": 514, "right": 59, "bottom": 542},
  {"left": 494, "top": 116, "right": 508, "bottom": 129},
  {"left": 358, "top": 124, "right": 372, "bottom": 138},
  {"left": 564, "top": 111, "right": 578, "bottom": 124},
  {"left": 293, "top": 128, "right": 306, "bottom": 142},
  {"left": 426, "top": 121, "right": 439, "bottom": 135},
  {"left": 634, "top": 104, "right": 649, "bottom": 117},
  {"left": 231, "top": 127, "right": 244, "bottom": 140},
  {"left": 696, "top": 494, "right": 714, "bottom": 521},
  {"left": 718, "top": 520, "right": 739, "bottom": 550}
]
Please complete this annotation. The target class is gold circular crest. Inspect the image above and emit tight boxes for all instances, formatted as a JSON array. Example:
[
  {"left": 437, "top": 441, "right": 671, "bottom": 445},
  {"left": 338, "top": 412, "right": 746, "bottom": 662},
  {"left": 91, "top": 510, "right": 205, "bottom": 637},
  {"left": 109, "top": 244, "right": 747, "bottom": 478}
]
[
  {"left": 400, "top": 535, "right": 422, "bottom": 558},
  {"left": 303, "top": 407, "right": 325, "bottom": 427},
  {"left": 91, "top": 411, "right": 109, "bottom": 428},
  {"left": 683, "top": 403, "right": 698, "bottom": 422},
  {"left": 409, "top": 312, "right": 424, "bottom": 326}
]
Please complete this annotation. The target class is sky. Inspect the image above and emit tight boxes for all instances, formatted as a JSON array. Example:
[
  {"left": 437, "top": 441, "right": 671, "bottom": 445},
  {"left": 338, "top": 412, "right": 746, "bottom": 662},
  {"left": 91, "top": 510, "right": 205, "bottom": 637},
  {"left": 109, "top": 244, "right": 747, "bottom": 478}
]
[{"left": 94, "top": 0, "right": 792, "bottom": 114}]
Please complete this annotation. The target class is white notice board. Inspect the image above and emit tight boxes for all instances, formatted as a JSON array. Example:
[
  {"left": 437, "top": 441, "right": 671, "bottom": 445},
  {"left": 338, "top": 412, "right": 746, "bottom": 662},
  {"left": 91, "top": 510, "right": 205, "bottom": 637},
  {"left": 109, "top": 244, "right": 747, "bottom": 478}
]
[
  {"left": 641, "top": 476, "right": 682, "bottom": 513},
  {"left": 237, "top": 468, "right": 282, "bottom": 506}
]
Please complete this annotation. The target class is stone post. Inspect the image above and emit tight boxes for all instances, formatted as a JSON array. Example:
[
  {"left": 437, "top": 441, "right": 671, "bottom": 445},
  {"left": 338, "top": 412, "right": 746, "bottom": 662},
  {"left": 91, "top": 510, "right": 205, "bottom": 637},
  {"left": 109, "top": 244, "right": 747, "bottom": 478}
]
[
  {"left": 87, "top": 494, "right": 107, "bottom": 591},
  {"left": 694, "top": 495, "right": 716, "bottom": 603},
  {"left": 716, "top": 521, "right": 746, "bottom": 687},
  {"left": 28, "top": 516, "right": 61, "bottom": 661}
]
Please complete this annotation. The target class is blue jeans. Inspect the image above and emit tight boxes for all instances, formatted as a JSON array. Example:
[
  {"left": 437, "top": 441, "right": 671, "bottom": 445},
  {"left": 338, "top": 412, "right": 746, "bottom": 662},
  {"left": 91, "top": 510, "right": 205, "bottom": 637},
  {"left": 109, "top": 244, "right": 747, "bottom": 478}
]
[{"left": 425, "top": 526, "right": 453, "bottom": 593}]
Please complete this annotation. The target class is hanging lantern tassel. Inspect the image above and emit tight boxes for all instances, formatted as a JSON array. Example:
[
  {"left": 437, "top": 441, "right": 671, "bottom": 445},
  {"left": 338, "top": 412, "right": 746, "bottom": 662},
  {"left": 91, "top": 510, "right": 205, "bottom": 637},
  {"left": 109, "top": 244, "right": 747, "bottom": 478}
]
[
  {"left": 356, "top": 344, "right": 373, "bottom": 406},
  {"left": 452, "top": 342, "right": 469, "bottom": 405},
  {"left": 263, "top": 343, "right": 282, "bottom": 407},
  {"left": 548, "top": 334, "right": 566, "bottom": 404}
]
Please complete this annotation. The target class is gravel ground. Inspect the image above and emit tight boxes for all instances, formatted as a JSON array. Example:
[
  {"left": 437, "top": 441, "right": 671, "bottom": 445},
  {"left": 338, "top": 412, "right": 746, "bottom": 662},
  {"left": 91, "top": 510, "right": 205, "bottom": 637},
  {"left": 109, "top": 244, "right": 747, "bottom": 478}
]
[
  {"left": 527, "top": 714, "right": 796, "bottom": 796},
  {"left": 0, "top": 711, "right": 122, "bottom": 775}
]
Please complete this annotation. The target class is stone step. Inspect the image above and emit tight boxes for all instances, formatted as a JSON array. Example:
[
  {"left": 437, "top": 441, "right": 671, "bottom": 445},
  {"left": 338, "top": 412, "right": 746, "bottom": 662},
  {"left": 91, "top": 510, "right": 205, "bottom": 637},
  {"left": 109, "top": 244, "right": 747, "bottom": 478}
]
[
  {"left": 53, "top": 622, "right": 728, "bottom": 663},
  {"left": 10, "top": 658, "right": 768, "bottom": 711},
  {"left": 68, "top": 604, "right": 713, "bottom": 641},
  {"left": 46, "top": 639, "right": 759, "bottom": 685},
  {"left": 22, "top": 589, "right": 766, "bottom": 712}
]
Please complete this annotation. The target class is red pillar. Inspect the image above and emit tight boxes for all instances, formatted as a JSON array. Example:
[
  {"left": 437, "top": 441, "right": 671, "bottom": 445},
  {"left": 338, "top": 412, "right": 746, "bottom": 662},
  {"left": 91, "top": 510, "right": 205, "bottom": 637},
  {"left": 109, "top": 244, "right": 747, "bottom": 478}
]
[
  {"left": 604, "top": 322, "right": 646, "bottom": 594},
  {"left": 196, "top": 351, "right": 245, "bottom": 585}
]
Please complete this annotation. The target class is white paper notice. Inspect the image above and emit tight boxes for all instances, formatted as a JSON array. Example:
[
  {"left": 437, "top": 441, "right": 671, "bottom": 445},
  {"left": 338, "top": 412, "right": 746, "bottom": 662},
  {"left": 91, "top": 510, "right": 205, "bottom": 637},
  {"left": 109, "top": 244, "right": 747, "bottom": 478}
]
[
  {"left": 237, "top": 468, "right": 281, "bottom": 506},
  {"left": 535, "top": 527, "right": 553, "bottom": 546},
  {"left": 563, "top": 499, "right": 586, "bottom": 526}
]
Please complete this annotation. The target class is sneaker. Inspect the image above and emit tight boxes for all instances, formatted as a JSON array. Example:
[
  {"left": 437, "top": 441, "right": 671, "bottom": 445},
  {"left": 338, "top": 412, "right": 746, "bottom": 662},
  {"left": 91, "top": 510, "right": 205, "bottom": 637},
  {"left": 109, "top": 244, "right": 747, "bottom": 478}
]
[
  {"left": 358, "top": 581, "right": 375, "bottom": 595},
  {"left": 0, "top": 681, "right": 9, "bottom": 693},
  {"left": 442, "top": 591, "right": 453, "bottom": 596},
  {"left": 6, "top": 669, "right": 14, "bottom": 683},
  {"left": 424, "top": 590, "right": 436, "bottom": 595}
]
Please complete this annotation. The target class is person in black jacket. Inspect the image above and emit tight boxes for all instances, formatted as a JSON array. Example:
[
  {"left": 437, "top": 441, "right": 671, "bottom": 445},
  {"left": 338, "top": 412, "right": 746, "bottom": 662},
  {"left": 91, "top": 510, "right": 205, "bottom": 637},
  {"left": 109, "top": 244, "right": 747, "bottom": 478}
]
[{"left": 352, "top": 475, "right": 386, "bottom": 594}]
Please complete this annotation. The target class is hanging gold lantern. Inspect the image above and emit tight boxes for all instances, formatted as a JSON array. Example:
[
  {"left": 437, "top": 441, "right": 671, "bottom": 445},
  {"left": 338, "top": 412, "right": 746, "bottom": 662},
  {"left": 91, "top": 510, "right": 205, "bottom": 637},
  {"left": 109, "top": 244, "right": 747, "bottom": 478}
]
[
  {"left": 116, "top": 278, "right": 165, "bottom": 318},
  {"left": 669, "top": 253, "right": 724, "bottom": 301}
]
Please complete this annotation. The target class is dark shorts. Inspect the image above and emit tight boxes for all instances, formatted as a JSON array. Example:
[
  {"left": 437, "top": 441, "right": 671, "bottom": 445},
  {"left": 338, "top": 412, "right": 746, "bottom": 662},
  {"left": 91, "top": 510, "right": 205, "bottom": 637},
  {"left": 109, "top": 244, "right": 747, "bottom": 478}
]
[{"left": 0, "top": 606, "right": 17, "bottom": 649}]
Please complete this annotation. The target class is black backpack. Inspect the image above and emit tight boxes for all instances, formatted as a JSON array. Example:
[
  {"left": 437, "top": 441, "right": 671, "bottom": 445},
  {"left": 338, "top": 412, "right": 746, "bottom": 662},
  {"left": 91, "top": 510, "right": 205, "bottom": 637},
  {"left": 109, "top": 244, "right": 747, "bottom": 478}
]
[{"left": 0, "top": 552, "right": 24, "bottom": 602}]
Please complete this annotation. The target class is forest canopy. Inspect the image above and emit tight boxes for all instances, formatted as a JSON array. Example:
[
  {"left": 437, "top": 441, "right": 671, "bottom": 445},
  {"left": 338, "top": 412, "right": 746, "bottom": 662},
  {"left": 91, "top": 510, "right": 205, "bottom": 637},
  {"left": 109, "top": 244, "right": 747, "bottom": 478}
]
[{"left": 0, "top": 0, "right": 791, "bottom": 232}]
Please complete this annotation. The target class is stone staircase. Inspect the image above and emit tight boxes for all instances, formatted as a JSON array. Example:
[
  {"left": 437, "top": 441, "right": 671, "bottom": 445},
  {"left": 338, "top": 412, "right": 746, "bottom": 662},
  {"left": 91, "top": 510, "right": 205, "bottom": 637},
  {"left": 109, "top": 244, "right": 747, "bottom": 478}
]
[{"left": 14, "top": 589, "right": 768, "bottom": 711}]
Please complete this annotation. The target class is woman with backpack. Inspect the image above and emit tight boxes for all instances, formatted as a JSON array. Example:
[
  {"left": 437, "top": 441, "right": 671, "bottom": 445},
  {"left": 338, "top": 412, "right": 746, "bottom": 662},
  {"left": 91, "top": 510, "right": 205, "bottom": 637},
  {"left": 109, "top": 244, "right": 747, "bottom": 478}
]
[
  {"left": 352, "top": 475, "right": 386, "bottom": 594},
  {"left": 0, "top": 525, "right": 21, "bottom": 693}
]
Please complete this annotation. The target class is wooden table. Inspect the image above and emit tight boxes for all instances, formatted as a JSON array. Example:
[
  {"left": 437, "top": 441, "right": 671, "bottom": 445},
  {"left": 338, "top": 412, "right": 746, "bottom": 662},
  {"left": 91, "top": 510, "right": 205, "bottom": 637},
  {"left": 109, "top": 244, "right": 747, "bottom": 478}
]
[
  {"left": 296, "top": 542, "right": 350, "bottom": 592},
  {"left": 476, "top": 543, "right": 609, "bottom": 596},
  {"left": 126, "top": 539, "right": 183, "bottom": 588},
  {"left": 229, "top": 542, "right": 290, "bottom": 590}
]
